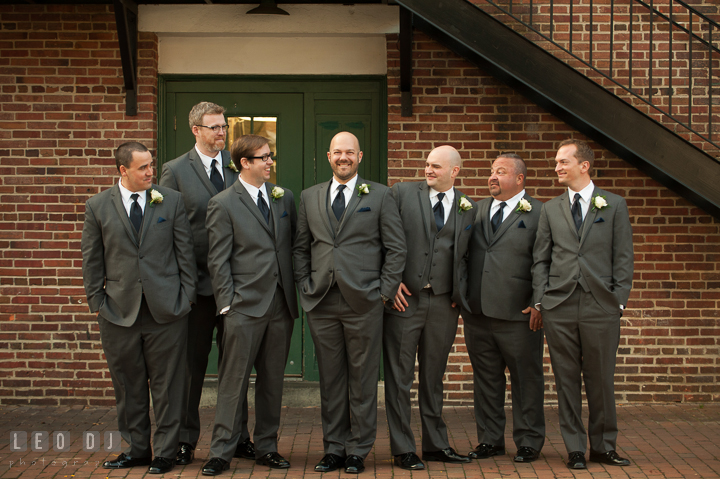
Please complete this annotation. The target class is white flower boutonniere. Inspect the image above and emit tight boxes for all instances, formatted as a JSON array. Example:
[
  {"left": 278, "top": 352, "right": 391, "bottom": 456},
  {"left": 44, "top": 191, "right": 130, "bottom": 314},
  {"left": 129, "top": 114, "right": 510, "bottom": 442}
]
[
  {"left": 271, "top": 186, "right": 284, "bottom": 202},
  {"left": 357, "top": 183, "right": 370, "bottom": 197},
  {"left": 591, "top": 194, "right": 609, "bottom": 211},
  {"left": 149, "top": 189, "right": 163, "bottom": 206},
  {"left": 226, "top": 160, "right": 239, "bottom": 173},
  {"left": 516, "top": 198, "right": 532, "bottom": 213},
  {"left": 457, "top": 195, "right": 473, "bottom": 214}
]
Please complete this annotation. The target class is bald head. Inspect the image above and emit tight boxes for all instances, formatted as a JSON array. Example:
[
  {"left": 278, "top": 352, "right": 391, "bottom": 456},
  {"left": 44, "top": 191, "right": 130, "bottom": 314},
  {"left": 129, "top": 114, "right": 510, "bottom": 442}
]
[
  {"left": 327, "top": 131, "right": 363, "bottom": 183},
  {"left": 425, "top": 145, "right": 462, "bottom": 192}
]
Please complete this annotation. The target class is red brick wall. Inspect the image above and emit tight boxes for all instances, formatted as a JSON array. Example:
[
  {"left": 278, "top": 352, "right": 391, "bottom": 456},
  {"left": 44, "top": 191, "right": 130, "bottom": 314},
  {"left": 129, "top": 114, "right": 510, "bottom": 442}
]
[
  {"left": 0, "top": 5, "right": 158, "bottom": 405},
  {"left": 387, "top": 31, "right": 720, "bottom": 404}
]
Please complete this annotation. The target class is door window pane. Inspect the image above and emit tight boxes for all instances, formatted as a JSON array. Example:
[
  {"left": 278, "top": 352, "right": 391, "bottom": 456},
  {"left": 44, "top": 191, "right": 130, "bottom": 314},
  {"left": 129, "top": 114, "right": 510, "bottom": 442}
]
[{"left": 227, "top": 116, "right": 278, "bottom": 184}]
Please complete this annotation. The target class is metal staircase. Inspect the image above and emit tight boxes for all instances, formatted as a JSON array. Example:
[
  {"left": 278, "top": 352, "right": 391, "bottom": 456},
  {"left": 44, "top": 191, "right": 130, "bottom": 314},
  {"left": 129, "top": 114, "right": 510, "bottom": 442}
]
[{"left": 396, "top": 0, "right": 720, "bottom": 218}]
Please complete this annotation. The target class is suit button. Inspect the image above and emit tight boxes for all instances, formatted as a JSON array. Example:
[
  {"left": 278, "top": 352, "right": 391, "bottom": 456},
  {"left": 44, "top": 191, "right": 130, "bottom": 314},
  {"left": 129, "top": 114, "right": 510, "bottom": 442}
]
[
  {"left": 139, "top": 255, "right": 144, "bottom": 259},
  {"left": 273, "top": 272, "right": 278, "bottom": 277},
  {"left": 328, "top": 270, "right": 332, "bottom": 273},
  {"left": 434, "top": 249, "right": 438, "bottom": 253},
  {"left": 334, "top": 244, "right": 339, "bottom": 248},
  {"left": 418, "top": 274, "right": 422, "bottom": 277},
  {"left": 137, "top": 279, "right": 141, "bottom": 283},
  {"left": 578, "top": 253, "right": 583, "bottom": 257},
  {"left": 425, "top": 252, "right": 429, "bottom": 255},
  {"left": 487, "top": 250, "right": 492, "bottom": 253}
]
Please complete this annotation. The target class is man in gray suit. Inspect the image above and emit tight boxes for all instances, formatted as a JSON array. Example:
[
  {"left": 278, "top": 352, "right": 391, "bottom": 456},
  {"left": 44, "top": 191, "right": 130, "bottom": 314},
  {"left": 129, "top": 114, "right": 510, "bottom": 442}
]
[
  {"left": 160, "top": 102, "right": 253, "bottom": 466},
  {"left": 384, "top": 145, "right": 475, "bottom": 470},
  {"left": 200, "top": 134, "right": 298, "bottom": 476},
  {"left": 293, "top": 131, "right": 406, "bottom": 474},
  {"left": 81, "top": 142, "right": 197, "bottom": 475},
  {"left": 532, "top": 139, "right": 634, "bottom": 469},
  {"left": 462, "top": 153, "right": 545, "bottom": 463}
]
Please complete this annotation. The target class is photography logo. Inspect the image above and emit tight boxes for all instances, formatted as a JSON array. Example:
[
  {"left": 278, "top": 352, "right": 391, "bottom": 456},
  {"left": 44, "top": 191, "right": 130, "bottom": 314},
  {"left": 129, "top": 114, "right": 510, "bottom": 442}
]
[{"left": 9, "top": 431, "right": 121, "bottom": 452}]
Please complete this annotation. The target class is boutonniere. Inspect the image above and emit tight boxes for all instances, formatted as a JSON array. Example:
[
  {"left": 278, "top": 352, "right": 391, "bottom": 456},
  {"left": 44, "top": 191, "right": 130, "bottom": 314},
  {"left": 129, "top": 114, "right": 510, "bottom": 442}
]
[
  {"left": 149, "top": 189, "right": 163, "bottom": 206},
  {"left": 457, "top": 195, "right": 473, "bottom": 214},
  {"left": 357, "top": 183, "right": 370, "bottom": 197},
  {"left": 591, "top": 194, "right": 610, "bottom": 211},
  {"left": 271, "top": 186, "right": 284, "bottom": 202},
  {"left": 516, "top": 198, "right": 532, "bottom": 213},
  {"left": 226, "top": 160, "right": 239, "bottom": 173}
]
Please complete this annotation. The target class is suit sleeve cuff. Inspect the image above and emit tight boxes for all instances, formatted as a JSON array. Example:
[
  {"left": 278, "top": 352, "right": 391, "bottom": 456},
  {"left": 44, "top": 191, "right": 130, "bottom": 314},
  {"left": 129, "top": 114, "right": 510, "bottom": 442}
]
[{"left": 534, "top": 303, "right": 542, "bottom": 312}]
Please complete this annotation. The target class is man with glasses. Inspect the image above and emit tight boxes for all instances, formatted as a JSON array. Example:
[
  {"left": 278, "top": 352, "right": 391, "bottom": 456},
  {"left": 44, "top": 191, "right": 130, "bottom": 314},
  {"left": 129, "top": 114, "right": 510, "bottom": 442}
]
[
  {"left": 82, "top": 142, "right": 196, "bottom": 475},
  {"left": 160, "top": 102, "right": 253, "bottom": 466},
  {"left": 202, "top": 135, "right": 298, "bottom": 476}
]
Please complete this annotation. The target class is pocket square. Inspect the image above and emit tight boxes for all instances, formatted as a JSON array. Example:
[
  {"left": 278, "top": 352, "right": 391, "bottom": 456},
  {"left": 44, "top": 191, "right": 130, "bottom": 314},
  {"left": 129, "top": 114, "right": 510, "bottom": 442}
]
[
  {"left": 280, "top": 211, "right": 288, "bottom": 218},
  {"left": 358, "top": 207, "right": 371, "bottom": 212},
  {"left": 464, "top": 224, "right": 471, "bottom": 231},
  {"left": 518, "top": 220, "right": 526, "bottom": 228},
  {"left": 594, "top": 217, "right": 605, "bottom": 223},
  {"left": 157, "top": 217, "right": 166, "bottom": 223}
]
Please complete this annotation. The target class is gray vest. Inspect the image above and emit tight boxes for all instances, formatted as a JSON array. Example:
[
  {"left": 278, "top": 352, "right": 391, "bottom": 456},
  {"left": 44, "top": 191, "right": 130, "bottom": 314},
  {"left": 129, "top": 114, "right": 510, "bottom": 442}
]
[{"left": 421, "top": 206, "right": 456, "bottom": 295}]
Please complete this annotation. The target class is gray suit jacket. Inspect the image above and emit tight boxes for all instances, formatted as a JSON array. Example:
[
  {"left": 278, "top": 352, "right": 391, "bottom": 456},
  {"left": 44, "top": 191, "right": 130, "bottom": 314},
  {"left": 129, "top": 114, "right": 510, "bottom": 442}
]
[
  {"left": 465, "top": 194, "right": 542, "bottom": 321},
  {"left": 160, "top": 149, "right": 239, "bottom": 296},
  {"left": 206, "top": 180, "right": 298, "bottom": 319},
  {"left": 81, "top": 184, "right": 198, "bottom": 327},
  {"left": 532, "top": 187, "right": 634, "bottom": 315},
  {"left": 293, "top": 177, "right": 407, "bottom": 315},
  {"left": 387, "top": 181, "right": 477, "bottom": 316}
]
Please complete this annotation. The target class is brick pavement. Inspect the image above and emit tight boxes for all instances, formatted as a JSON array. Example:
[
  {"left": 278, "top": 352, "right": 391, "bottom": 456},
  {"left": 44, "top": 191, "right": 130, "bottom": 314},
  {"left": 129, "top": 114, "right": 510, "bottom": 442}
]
[{"left": 0, "top": 404, "right": 718, "bottom": 478}]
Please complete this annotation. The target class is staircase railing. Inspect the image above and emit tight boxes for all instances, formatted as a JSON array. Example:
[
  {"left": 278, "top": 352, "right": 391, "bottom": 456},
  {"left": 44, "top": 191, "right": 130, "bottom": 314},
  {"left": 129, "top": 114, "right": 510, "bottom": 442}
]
[{"left": 474, "top": 0, "right": 720, "bottom": 153}]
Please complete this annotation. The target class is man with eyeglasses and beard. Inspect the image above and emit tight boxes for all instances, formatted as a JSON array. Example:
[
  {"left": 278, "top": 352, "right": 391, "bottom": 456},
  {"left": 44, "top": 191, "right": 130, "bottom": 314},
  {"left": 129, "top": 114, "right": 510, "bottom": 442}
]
[{"left": 160, "top": 102, "right": 253, "bottom": 467}]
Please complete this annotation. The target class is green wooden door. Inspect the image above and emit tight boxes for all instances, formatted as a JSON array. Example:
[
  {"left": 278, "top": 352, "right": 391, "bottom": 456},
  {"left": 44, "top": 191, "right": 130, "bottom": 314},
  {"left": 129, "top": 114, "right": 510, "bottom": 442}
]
[{"left": 160, "top": 77, "right": 387, "bottom": 380}]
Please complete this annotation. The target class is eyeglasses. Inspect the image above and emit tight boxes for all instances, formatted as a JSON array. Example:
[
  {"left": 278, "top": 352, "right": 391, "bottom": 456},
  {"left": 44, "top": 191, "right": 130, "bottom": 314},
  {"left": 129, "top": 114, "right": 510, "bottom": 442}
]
[
  {"left": 248, "top": 153, "right": 275, "bottom": 162},
  {"left": 196, "top": 124, "right": 229, "bottom": 133}
]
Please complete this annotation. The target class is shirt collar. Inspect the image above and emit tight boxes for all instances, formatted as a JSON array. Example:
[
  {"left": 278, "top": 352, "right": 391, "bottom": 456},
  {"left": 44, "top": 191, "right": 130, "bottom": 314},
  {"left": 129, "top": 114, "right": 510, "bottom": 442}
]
[
  {"left": 118, "top": 178, "right": 147, "bottom": 204},
  {"left": 492, "top": 189, "right": 526, "bottom": 211},
  {"left": 239, "top": 176, "right": 267, "bottom": 201},
  {"left": 195, "top": 145, "right": 223, "bottom": 172},
  {"left": 429, "top": 186, "right": 455, "bottom": 203},
  {"left": 331, "top": 174, "right": 359, "bottom": 195},
  {"left": 569, "top": 180, "right": 594, "bottom": 204}
]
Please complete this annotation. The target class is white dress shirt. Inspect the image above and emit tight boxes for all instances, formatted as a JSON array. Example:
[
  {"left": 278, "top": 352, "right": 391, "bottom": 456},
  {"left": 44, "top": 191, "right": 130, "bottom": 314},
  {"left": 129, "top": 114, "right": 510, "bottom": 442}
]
[
  {"left": 330, "top": 174, "right": 359, "bottom": 210},
  {"left": 118, "top": 179, "right": 147, "bottom": 216},
  {"left": 195, "top": 145, "right": 224, "bottom": 182},
  {"left": 568, "top": 180, "right": 595, "bottom": 220},
  {"left": 429, "top": 186, "right": 454, "bottom": 224},
  {"left": 490, "top": 189, "right": 526, "bottom": 224},
  {"left": 239, "top": 176, "right": 269, "bottom": 208}
]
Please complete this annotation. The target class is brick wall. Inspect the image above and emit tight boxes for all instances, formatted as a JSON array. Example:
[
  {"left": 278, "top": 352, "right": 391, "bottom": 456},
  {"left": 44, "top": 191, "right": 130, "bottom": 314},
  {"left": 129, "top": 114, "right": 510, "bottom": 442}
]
[
  {"left": 0, "top": 4, "right": 158, "bottom": 405},
  {"left": 387, "top": 31, "right": 720, "bottom": 404}
]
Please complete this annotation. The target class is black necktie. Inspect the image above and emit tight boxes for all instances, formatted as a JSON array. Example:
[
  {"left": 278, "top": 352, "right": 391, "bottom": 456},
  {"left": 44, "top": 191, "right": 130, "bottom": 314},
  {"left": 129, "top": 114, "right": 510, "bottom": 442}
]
[
  {"left": 491, "top": 201, "right": 506, "bottom": 233},
  {"left": 433, "top": 192, "right": 445, "bottom": 231},
  {"left": 129, "top": 193, "right": 142, "bottom": 233},
  {"left": 572, "top": 193, "right": 583, "bottom": 231},
  {"left": 210, "top": 159, "right": 224, "bottom": 193},
  {"left": 332, "top": 184, "right": 346, "bottom": 221},
  {"left": 257, "top": 190, "right": 270, "bottom": 224}
]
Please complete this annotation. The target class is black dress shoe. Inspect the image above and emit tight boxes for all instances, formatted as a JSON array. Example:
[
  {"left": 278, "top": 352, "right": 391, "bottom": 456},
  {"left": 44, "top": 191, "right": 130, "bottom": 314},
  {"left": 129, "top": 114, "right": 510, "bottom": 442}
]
[
  {"left": 256, "top": 452, "right": 291, "bottom": 469},
  {"left": 567, "top": 451, "right": 587, "bottom": 469},
  {"left": 315, "top": 453, "right": 345, "bottom": 472},
  {"left": 344, "top": 454, "right": 365, "bottom": 474},
  {"left": 233, "top": 438, "right": 255, "bottom": 459},
  {"left": 102, "top": 453, "right": 152, "bottom": 469},
  {"left": 394, "top": 452, "right": 425, "bottom": 470},
  {"left": 589, "top": 450, "right": 630, "bottom": 466},
  {"left": 202, "top": 457, "right": 230, "bottom": 476},
  {"left": 514, "top": 447, "right": 539, "bottom": 463},
  {"left": 148, "top": 457, "right": 174, "bottom": 474},
  {"left": 468, "top": 443, "right": 505, "bottom": 459},
  {"left": 423, "top": 447, "right": 471, "bottom": 463},
  {"left": 176, "top": 443, "right": 194, "bottom": 466}
]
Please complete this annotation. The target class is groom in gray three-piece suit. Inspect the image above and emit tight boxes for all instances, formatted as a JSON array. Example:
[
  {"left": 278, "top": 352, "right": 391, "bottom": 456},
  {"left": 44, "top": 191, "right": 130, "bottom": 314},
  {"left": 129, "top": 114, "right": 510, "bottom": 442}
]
[
  {"left": 82, "top": 142, "right": 197, "bottom": 475},
  {"left": 384, "top": 145, "right": 475, "bottom": 471},
  {"left": 293, "top": 131, "right": 406, "bottom": 475},
  {"left": 201, "top": 134, "right": 298, "bottom": 476},
  {"left": 532, "top": 139, "right": 634, "bottom": 469},
  {"left": 160, "top": 102, "right": 253, "bottom": 466},
  {"left": 462, "top": 153, "right": 545, "bottom": 464}
]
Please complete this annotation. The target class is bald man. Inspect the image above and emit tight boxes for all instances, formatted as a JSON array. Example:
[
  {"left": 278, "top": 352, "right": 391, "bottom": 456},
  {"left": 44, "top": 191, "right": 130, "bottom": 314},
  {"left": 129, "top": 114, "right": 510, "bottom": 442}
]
[
  {"left": 293, "top": 132, "right": 406, "bottom": 474},
  {"left": 384, "top": 146, "right": 476, "bottom": 470}
]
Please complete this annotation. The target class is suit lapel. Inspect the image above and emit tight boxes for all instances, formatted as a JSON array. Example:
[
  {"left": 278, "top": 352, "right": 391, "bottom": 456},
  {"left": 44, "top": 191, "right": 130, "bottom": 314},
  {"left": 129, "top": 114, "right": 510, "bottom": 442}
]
[
  {"left": 221, "top": 151, "right": 238, "bottom": 189},
  {"left": 480, "top": 198, "right": 492, "bottom": 245},
  {"left": 110, "top": 184, "right": 139, "bottom": 247},
  {"left": 188, "top": 148, "right": 220, "bottom": 196},
  {"left": 417, "top": 182, "right": 434, "bottom": 240},
  {"left": 236, "top": 181, "right": 273, "bottom": 237},
  {"left": 579, "top": 187, "right": 600, "bottom": 247},
  {"left": 318, "top": 180, "right": 335, "bottom": 238},
  {"left": 138, "top": 188, "right": 156, "bottom": 245},
  {"left": 453, "top": 188, "right": 471, "bottom": 263},
  {"left": 489, "top": 195, "right": 524, "bottom": 246},
  {"left": 267, "top": 182, "right": 280, "bottom": 241},
  {"left": 336, "top": 177, "right": 363, "bottom": 236},
  {"left": 559, "top": 191, "right": 577, "bottom": 236}
]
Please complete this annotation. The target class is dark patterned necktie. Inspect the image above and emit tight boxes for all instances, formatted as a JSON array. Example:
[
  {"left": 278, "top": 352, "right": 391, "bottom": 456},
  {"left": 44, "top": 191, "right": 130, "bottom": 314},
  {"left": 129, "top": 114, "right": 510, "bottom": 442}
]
[
  {"left": 332, "top": 184, "right": 346, "bottom": 220},
  {"left": 258, "top": 190, "right": 270, "bottom": 224},
  {"left": 433, "top": 192, "right": 445, "bottom": 231},
  {"left": 210, "top": 159, "right": 224, "bottom": 193},
  {"left": 572, "top": 193, "right": 583, "bottom": 231},
  {"left": 129, "top": 193, "right": 142, "bottom": 233},
  {"left": 491, "top": 201, "right": 506, "bottom": 233}
]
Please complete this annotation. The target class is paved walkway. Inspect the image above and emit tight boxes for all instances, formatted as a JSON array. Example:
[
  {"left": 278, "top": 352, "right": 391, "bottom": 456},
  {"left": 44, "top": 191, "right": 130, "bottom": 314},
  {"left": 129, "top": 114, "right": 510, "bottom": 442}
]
[{"left": 1, "top": 404, "right": 718, "bottom": 478}]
